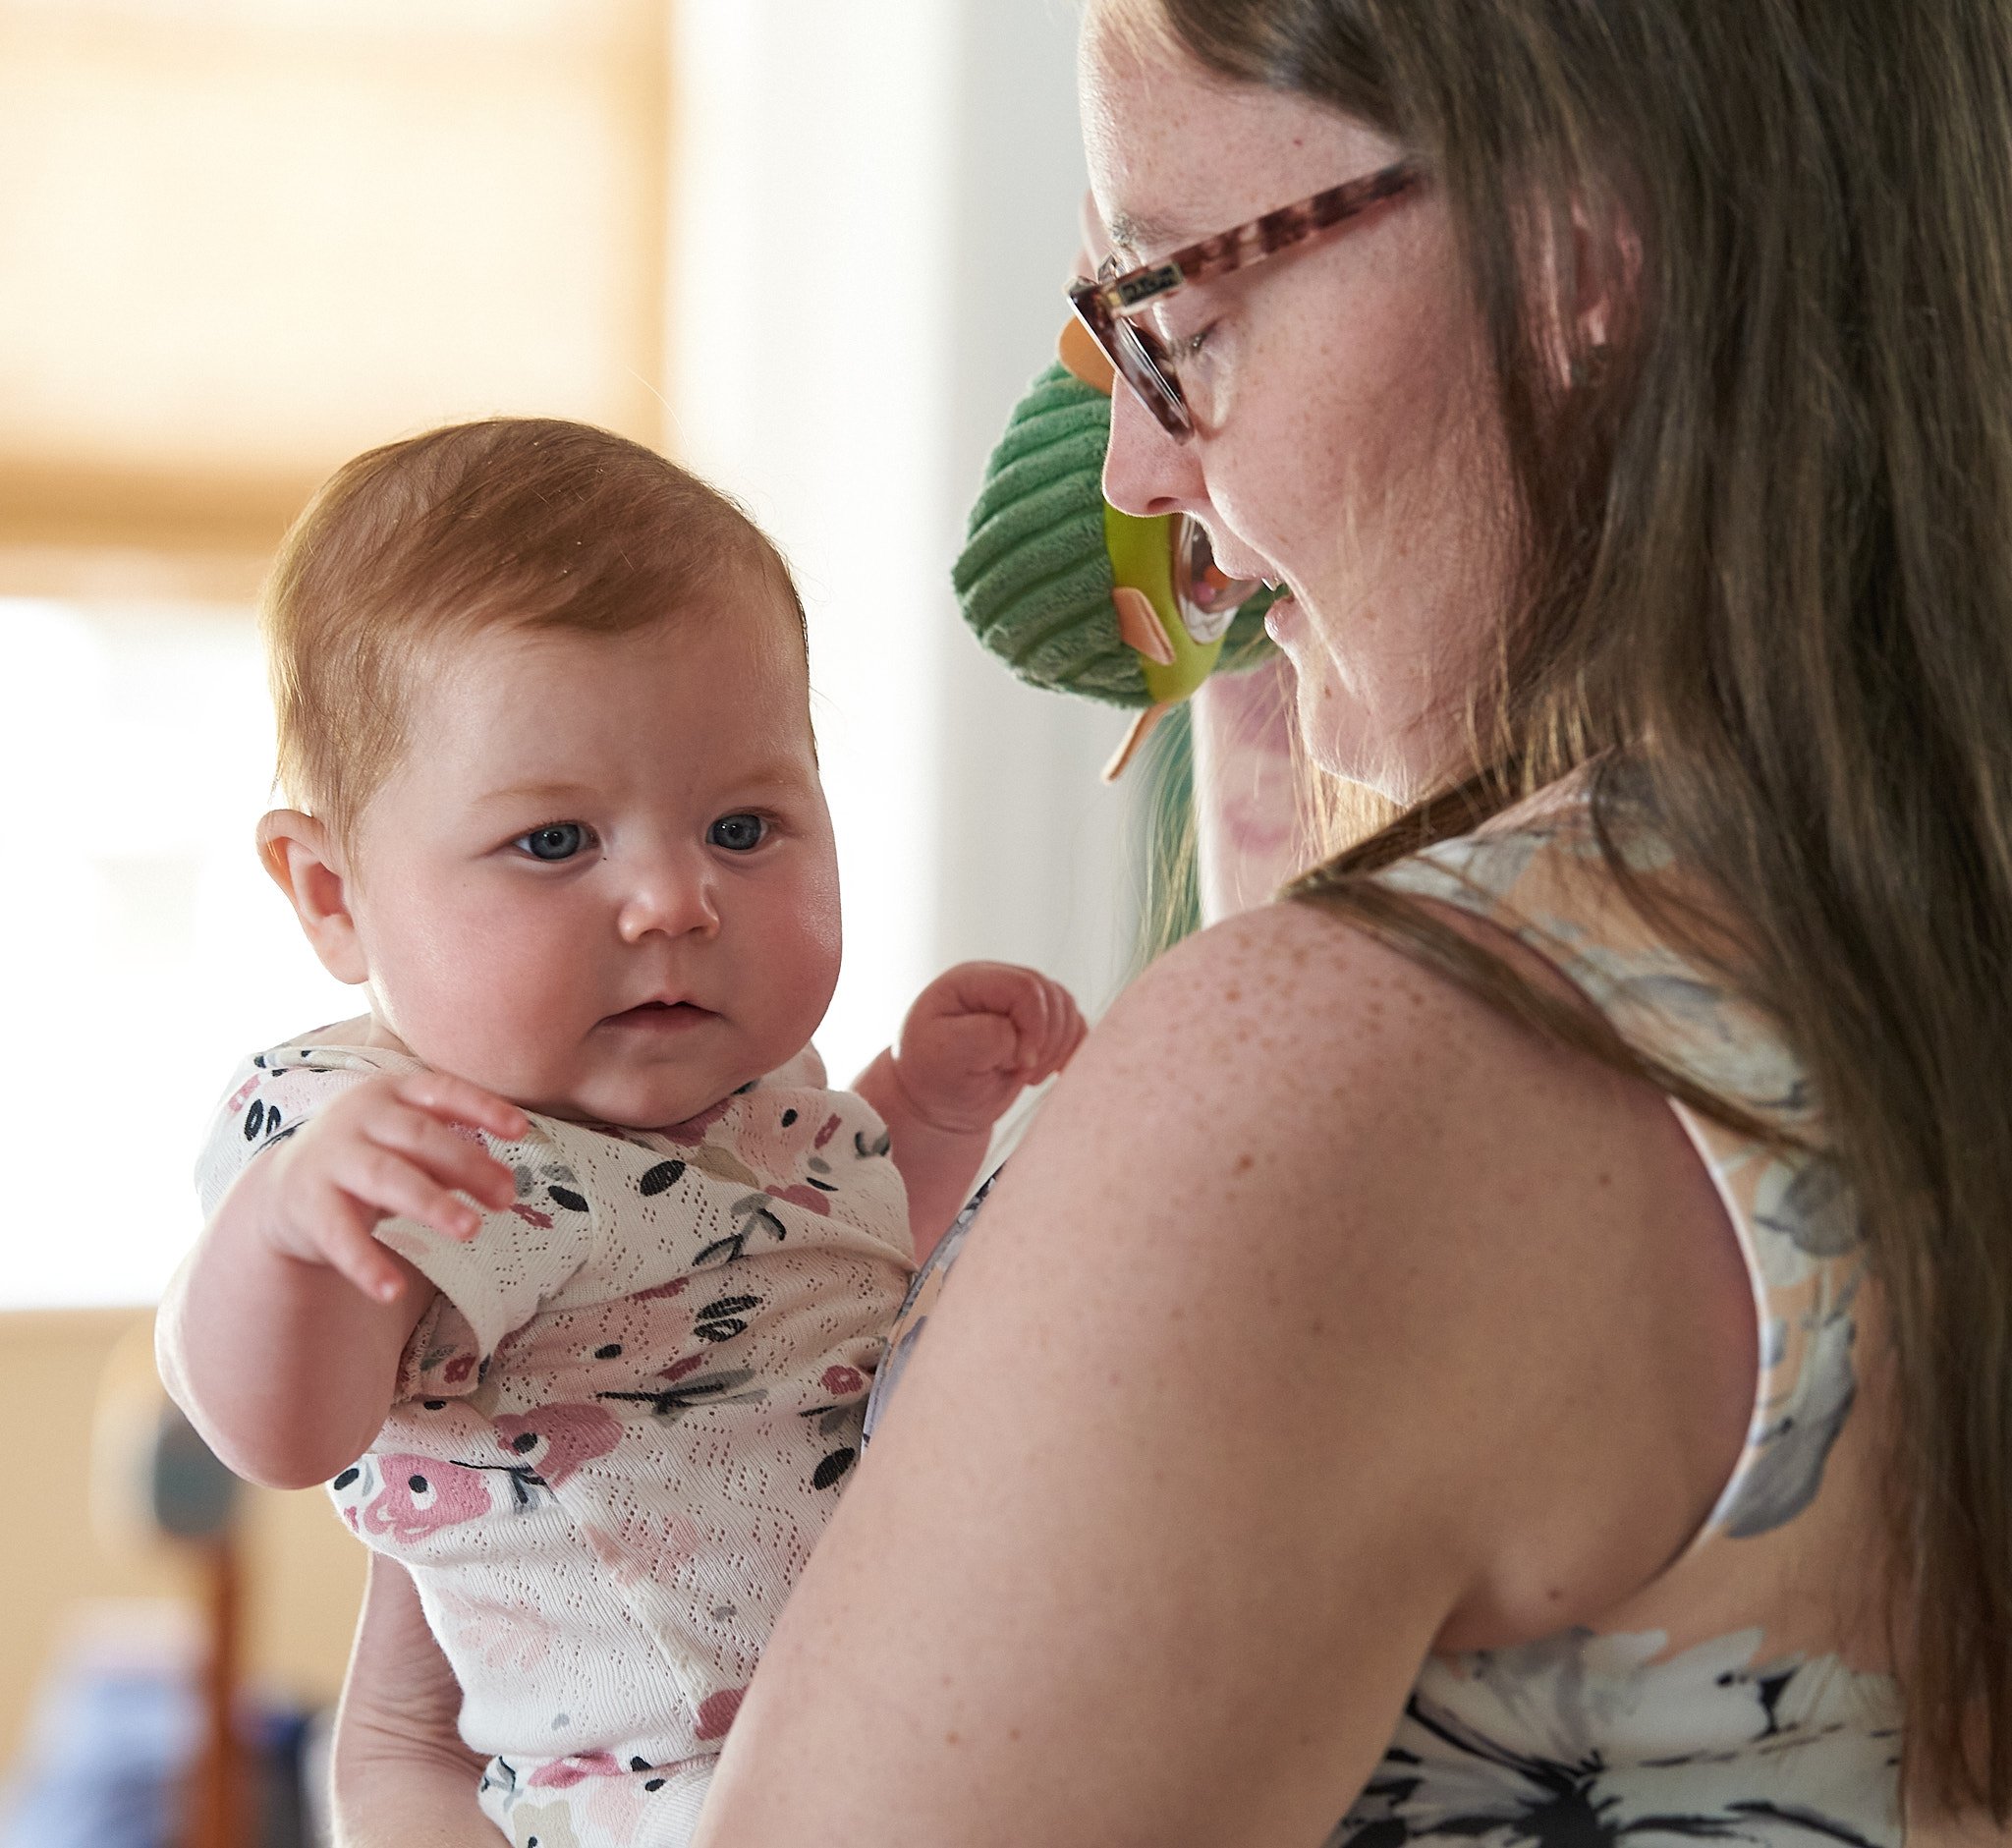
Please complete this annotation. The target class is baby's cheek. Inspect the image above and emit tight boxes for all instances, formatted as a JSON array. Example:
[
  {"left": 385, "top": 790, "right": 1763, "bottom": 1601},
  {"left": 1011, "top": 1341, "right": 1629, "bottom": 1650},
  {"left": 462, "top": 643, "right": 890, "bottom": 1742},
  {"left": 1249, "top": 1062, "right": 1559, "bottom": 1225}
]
[
  {"left": 457, "top": 937, "right": 598, "bottom": 1092},
  {"left": 755, "top": 915, "right": 842, "bottom": 1044}
]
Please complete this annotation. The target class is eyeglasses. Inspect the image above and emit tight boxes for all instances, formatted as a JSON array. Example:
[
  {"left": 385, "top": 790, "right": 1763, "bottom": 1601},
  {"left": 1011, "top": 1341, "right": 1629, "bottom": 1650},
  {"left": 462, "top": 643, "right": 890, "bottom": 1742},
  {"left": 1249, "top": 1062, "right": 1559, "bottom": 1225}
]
[{"left": 1068, "top": 158, "right": 1424, "bottom": 441}]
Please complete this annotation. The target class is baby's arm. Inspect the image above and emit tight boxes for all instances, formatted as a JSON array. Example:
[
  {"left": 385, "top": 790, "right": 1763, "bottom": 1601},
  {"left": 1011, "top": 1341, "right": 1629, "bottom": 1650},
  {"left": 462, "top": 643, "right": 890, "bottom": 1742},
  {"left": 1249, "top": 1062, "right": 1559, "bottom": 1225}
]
[
  {"left": 156, "top": 1069, "right": 527, "bottom": 1491},
  {"left": 854, "top": 962, "right": 1087, "bottom": 1261}
]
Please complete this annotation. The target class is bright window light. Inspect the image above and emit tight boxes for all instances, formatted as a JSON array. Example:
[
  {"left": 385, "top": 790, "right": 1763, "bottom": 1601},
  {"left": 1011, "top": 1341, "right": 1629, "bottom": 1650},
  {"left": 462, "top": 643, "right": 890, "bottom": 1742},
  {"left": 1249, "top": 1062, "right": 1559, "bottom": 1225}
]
[{"left": 0, "top": 597, "right": 357, "bottom": 1308}]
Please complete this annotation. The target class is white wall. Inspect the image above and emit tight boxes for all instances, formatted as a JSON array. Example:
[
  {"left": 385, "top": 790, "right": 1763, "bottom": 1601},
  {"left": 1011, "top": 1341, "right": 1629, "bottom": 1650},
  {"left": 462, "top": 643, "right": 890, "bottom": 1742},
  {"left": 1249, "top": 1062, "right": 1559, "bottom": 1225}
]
[{"left": 668, "top": 1, "right": 1136, "bottom": 1085}]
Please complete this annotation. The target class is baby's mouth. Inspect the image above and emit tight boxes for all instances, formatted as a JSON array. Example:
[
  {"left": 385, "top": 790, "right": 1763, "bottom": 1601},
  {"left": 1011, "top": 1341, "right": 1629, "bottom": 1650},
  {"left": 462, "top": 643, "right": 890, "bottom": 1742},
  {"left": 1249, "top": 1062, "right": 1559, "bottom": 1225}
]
[{"left": 604, "top": 1000, "right": 714, "bottom": 1030}]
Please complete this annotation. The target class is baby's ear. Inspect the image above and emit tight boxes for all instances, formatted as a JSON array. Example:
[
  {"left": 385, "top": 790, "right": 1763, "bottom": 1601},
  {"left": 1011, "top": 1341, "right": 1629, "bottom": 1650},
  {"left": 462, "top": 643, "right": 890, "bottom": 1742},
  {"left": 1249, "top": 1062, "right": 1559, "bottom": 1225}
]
[{"left": 256, "top": 810, "right": 368, "bottom": 985}]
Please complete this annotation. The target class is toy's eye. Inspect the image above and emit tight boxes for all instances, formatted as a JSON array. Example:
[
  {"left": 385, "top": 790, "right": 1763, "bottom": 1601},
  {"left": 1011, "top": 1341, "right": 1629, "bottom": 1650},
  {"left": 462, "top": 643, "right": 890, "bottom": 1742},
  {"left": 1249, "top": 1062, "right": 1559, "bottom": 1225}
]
[
  {"left": 708, "top": 813, "right": 767, "bottom": 853},
  {"left": 514, "top": 822, "right": 592, "bottom": 862}
]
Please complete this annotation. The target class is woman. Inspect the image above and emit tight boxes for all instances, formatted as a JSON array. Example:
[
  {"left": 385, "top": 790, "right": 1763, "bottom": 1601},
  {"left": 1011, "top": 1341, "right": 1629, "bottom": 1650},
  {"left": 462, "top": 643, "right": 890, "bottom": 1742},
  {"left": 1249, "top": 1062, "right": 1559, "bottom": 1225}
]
[{"left": 333, "top": 0, "right": 2012, "bottom": 1840}]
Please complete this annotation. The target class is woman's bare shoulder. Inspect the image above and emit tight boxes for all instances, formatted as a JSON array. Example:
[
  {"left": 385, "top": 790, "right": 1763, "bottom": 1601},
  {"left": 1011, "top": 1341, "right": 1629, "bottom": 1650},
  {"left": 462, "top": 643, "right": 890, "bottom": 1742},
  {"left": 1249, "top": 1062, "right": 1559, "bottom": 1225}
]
[
  {"left": 693, "top": 896, "right": 1754, "bottom": 1846},
  {"left": 968, "top": 893, "right": 1755, "bottom": 1638}
]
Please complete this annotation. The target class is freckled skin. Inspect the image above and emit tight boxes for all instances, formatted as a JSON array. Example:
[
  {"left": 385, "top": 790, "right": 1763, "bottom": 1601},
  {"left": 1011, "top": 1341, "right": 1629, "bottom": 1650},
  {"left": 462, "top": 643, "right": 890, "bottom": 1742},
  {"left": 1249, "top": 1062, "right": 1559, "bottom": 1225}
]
[{"left": 1086, "top": 26, "right": 1515, "bottom": 802}]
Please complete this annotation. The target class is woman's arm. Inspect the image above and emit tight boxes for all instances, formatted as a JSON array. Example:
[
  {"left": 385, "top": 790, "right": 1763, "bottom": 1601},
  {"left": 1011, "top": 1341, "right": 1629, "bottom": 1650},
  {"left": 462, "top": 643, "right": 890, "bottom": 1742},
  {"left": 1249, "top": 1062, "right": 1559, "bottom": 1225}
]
[
  {"left": 329, "top": 1557, "right": 495, "bottom": 1848},
  {"left": 694, "top": 899, "right": 1753, "bottom": 1846}
]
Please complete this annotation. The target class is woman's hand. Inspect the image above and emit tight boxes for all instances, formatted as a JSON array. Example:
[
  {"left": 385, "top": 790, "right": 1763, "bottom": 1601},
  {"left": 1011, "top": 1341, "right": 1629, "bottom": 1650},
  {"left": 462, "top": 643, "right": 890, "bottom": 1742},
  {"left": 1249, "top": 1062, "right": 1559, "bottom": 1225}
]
[{"left": 329, "top": 1556, "right": 493, "bottom": 1848}]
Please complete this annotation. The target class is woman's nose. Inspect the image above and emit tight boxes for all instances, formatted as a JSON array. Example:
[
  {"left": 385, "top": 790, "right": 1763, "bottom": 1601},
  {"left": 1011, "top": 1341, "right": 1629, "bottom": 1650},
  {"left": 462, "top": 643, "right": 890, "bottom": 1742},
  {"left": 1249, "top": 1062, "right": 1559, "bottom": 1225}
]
[
  {"left": 616, "top": 856, "right": 720, "bottom": 944},
  {"left": 1101, "top": 375, "right": 1206, "bottom": 520}
]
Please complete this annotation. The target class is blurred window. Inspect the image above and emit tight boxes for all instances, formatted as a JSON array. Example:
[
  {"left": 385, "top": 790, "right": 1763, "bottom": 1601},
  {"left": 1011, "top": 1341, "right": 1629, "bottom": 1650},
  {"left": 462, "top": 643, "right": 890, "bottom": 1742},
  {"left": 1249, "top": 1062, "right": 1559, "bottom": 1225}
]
[
  {"left": 0, "top": 0, "right": 669, "bottom": 561},
  {"left": 1, "top": 597, "right": 359, "bottom": 1308},
  {"left": 0, "top": 0, "right": 672, "bottom": 1306}
]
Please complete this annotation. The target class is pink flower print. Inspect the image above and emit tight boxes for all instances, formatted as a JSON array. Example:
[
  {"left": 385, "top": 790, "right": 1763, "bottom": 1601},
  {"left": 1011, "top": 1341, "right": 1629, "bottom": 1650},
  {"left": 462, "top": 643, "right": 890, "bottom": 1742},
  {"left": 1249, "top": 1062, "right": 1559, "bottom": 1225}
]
[
  {"left": 733, "top": 1099, "right": 828, "bottom": 1173},
  {"left": 732, "top": 1097, "right": 853, "bottom": 1215},
  {"left": 359, "top": 1454, "right": 490, "bottom": 1543},
  {"left": 695, "top": 1687, "right": 746, "bottom": 1741},
  {"left": 491, "top": 1403, "right": 624, "bottom": 1488},
  {"left": 660, "top": 1093, "right": 737, "bottom": 1146},
  {"left": 581, "top": 1774, "right": 654, "bottom": 1839},
  {"left": 528, "top": 1752, "right": 625, "bottom": 1790},
  {"left": 435, "top": 1589, "right": 553, "bottom": 1675},
  {"left": 822, "top": 1364, "right": 866, "bottom": 1396},
  {"left": 582, "top": 1511, "right": 706, "bottom": 1590}
]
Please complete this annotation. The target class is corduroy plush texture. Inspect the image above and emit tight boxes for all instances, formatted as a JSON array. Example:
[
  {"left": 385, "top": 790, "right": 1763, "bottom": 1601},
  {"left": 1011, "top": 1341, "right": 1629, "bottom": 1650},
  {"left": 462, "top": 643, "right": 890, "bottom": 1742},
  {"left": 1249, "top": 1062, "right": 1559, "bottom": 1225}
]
[{"left": 953, "top": 363, "right": 1274, "bottom": 707}]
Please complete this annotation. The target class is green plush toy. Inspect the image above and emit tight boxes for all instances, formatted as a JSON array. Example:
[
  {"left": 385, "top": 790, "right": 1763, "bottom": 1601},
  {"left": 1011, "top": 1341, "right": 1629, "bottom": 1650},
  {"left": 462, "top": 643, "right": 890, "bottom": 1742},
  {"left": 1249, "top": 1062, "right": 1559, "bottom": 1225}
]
[{"left": 953, "top": 343, "right": 1276, "bottom": 779}]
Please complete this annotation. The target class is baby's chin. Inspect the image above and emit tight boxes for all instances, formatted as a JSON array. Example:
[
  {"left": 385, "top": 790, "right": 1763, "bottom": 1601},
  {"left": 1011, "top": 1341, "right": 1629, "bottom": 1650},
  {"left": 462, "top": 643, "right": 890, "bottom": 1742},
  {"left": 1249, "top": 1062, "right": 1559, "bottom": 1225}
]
[
  {"left": 519, "top": 1044, "right": 785, "bottom": 1136},
  {"left": 393, "top": 1014, "right": 813, "bottom": 1135},
  {"left": 523, "top": 1075, "right": 747, "bottom": 1135}
]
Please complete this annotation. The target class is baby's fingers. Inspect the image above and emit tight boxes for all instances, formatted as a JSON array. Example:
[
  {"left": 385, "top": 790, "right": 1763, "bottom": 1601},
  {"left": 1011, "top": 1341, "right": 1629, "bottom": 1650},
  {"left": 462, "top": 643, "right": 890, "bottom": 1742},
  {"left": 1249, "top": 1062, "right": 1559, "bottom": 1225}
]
[
  {"left": 307, "top": 1185, "right": 416, "bottom": 1306},
  {"left": 957, "top": 1012, "right": 1024, "bottom": 1073},
  {"left": 370, "top": 1103, "right": 519, "bottom": 1214},
  {"left": 1022, "top": 984, "right": 1088, "bottom": 1080},
  {"left": 1048, "top": 992, "right": 1090, "bottom": 1066},
  {"left": 336, "top": 1141, "right": 492, "bottom": 1244},
  {"left": 394, "top": 1070, "right": 529, "bottom": 1143}
]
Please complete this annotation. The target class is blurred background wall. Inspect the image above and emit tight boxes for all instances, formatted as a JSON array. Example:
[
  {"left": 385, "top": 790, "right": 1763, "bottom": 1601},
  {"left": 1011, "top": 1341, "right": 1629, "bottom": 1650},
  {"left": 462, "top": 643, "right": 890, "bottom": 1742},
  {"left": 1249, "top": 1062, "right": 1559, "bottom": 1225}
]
[{"left": 0, "top": 0, "right": 1132, "bottom": 1813}]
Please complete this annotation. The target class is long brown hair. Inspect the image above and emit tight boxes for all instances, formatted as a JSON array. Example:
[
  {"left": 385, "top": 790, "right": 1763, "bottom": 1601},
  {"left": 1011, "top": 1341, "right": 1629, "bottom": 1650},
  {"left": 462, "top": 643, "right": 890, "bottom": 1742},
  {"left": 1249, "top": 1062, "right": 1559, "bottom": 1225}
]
[{"left": 1138, "top": 0, "right": 2012, "bottom": 1817}]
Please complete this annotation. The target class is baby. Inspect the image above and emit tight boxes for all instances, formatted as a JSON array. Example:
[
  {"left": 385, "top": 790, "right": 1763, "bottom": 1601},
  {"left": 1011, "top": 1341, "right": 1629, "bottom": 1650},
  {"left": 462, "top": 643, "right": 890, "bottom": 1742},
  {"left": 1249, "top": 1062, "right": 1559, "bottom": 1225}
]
[{"left": 157, "top": 418, "right": 1085, "bottom": 1848}]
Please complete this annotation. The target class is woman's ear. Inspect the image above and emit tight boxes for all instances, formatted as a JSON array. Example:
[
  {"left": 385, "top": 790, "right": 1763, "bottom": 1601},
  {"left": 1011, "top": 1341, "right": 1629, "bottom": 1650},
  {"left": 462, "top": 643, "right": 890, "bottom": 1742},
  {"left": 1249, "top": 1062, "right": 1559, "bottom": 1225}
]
[
  {"left": 1574, "top": 194, "right": 1642, "bottom": 353},
  {"left": 1542, "top": 190, "right": 1642, "bottom": 388},
  {"left": 256, "top": 810, "right": 369, "bottom": 985}
]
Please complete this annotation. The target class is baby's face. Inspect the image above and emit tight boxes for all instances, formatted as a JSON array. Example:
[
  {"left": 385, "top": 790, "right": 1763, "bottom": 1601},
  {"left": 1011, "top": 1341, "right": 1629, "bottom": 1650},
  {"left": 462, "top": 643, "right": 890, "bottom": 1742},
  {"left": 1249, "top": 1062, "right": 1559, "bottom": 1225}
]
[{"left": 340, "top": 605, "right": 841, "bottom": 1129}]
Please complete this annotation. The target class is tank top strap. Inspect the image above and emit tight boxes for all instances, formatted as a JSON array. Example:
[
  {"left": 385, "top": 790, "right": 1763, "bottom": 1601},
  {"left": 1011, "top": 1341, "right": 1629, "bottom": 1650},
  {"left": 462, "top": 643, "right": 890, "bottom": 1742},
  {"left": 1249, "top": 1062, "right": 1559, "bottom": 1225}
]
[{"left": 1367, "top": 772, "right": 1872, "bottom": 1551}]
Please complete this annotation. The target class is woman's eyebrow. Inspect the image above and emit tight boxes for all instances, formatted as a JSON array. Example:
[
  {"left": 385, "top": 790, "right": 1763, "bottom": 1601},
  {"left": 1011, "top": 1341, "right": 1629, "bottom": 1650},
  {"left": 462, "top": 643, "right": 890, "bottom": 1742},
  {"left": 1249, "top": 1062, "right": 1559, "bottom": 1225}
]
[{"left": 1104, "top": 205, "right": 1190, "bottom": 255}]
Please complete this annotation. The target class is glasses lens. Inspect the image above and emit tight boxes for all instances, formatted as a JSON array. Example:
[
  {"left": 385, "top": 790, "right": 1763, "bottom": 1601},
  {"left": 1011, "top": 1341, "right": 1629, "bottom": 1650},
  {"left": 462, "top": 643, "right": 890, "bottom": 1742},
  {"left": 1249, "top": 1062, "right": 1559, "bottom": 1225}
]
[
  {"left": 1090, "top": 304, "right": 1188, "bottom": 438},
  {"left": 1173, "top": 518, "right": 1264, "bottom": 646},
  {"left": 1070, "top": 277, "right": 1194, "bottom": 439}
]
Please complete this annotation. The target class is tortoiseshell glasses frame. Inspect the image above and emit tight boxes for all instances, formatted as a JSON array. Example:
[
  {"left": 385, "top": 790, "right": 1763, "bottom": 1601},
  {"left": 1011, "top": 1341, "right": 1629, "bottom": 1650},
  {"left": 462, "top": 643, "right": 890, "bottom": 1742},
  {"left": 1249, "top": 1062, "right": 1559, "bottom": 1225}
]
[{"left": 1068, "top": 157, "right": 1425, "bottom": 441}]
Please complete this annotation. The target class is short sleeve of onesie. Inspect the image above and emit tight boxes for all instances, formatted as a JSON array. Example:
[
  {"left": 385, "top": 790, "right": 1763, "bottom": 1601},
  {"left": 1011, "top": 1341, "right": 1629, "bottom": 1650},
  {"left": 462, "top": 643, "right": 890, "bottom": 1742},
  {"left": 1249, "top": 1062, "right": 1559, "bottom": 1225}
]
[{"left": 193, "top": 1036, "right": 599, "bottom": 1366}]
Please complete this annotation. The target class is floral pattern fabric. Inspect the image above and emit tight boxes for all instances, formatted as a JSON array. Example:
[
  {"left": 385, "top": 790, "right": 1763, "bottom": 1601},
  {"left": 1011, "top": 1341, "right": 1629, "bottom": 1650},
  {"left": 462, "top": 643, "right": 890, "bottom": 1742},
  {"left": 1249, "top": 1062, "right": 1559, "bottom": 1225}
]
[{"left": 196, "top": 1035, "right": 915, "bottom": 1848}]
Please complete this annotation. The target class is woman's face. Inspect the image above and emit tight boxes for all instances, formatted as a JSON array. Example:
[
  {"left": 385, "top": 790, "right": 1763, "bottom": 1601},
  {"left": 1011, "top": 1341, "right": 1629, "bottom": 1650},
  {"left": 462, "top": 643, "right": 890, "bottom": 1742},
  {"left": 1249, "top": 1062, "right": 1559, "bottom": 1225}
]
[{"left": 1080, "top": 11, "right": 1516, "bottom": 799}]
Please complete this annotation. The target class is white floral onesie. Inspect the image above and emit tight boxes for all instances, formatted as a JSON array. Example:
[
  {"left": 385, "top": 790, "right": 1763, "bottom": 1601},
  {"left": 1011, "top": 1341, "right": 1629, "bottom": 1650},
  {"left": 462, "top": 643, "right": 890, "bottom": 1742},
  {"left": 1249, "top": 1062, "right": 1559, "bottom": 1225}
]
[{"left": 195, "top": 1033, "right": 915, "bottom": 1848}]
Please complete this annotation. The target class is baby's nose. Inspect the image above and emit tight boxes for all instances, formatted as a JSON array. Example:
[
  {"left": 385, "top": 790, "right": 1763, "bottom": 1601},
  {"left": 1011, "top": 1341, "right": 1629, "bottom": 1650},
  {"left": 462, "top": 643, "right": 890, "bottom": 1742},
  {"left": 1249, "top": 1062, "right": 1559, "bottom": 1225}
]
[{"left": 616, "top": 860, "right": 721, "bottom": 942}]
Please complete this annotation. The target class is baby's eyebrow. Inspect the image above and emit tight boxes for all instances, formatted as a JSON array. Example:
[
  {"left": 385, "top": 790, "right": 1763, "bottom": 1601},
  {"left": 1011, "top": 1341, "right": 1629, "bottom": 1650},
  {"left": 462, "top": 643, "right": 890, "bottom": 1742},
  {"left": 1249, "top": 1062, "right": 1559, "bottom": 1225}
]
[
  {"left": 476, "top": 780, "right": 597, "bottom": 809},
  {"left": 726, "top": 762, "right": 817, "bottom": 796}
]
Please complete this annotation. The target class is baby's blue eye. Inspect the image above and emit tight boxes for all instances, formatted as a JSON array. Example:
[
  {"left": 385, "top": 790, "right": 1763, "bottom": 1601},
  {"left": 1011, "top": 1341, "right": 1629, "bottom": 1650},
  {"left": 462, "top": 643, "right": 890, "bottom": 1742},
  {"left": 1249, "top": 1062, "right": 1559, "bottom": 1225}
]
[
  {"left": 708, "top": 813, "right": 767, "bottom": 853},
  {"left": 515, "top": 822, "right": 590, "bottom": 862}
]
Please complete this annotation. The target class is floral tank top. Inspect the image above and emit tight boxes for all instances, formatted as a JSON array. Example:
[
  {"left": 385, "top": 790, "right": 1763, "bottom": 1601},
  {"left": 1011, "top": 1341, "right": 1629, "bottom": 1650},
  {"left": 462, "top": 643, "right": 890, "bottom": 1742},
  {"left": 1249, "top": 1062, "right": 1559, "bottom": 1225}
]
[{"left": 866, "top": 772, "right": 1907, "bottom": 1846}]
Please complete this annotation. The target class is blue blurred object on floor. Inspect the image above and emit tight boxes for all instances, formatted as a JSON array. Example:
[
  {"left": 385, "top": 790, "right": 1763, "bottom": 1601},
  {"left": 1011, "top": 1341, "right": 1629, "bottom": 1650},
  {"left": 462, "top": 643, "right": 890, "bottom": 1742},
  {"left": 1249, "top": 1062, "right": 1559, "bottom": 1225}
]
[{"left": 0, "top": 1637, "right": 314, "bottom": 1848}]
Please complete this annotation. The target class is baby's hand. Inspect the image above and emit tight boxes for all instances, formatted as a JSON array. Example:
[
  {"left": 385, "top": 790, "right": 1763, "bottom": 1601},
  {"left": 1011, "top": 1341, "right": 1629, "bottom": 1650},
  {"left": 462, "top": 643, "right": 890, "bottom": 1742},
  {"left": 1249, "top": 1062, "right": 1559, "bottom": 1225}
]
[
  {"left": 889, "top": 962, "right": 1088, "bottom": 1137},
  {"left": 253, "top": 1071, "right": 528, "bottom": 1304}
]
